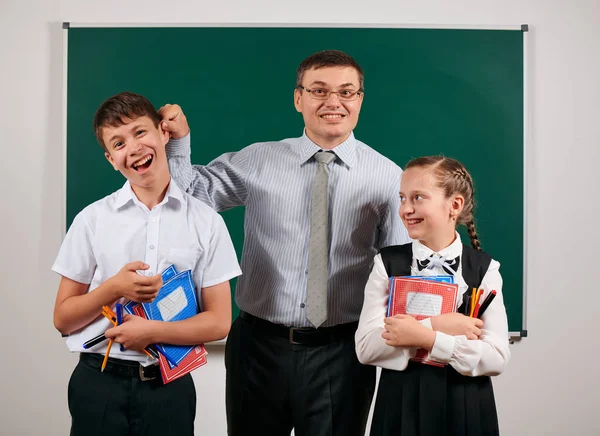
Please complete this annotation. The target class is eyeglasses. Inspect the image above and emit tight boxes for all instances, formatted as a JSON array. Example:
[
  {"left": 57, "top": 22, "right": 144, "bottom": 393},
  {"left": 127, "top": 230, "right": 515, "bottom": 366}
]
[{"left": 297, "top": 85, "right": 363, "bottom": 101}]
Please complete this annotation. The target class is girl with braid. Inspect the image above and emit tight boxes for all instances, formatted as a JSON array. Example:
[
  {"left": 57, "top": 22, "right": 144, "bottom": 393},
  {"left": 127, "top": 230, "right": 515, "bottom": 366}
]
[{"left": 356, "top": 156, "right": 510, "bottom": 436}]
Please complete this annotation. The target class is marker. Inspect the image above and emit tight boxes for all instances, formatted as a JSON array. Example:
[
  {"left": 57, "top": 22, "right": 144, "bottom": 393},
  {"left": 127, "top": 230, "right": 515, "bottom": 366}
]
[
  {"left": 461, "top": 293, "right": 471, "bottom": 316},
  {"left": 83, "top": 333, "right": 108, "bottom": 349}
]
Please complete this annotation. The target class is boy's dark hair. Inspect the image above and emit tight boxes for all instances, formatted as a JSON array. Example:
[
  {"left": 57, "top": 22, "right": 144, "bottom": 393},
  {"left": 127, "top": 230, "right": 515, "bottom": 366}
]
[
  {"left": 406, "top": 156, "right": 482, "bottom": 251},
  {"left": 93, "top": 92, "right": 161, "bottom": 151},
  {"left": 296, "top": 50, "right": 365, "bottom": 90}
]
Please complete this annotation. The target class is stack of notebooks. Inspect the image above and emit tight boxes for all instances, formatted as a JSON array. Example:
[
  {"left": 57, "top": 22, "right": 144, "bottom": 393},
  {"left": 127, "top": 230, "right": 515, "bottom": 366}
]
[
  {"left": 124, "top": 264, "right": 208, "bottom": 384},
  {"left": 387, "top": 275, "right": 458, "bottom": 366}
]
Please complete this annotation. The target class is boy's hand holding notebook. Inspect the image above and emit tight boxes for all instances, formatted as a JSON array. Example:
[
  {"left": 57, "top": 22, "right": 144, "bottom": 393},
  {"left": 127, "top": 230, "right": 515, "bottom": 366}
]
[{"left": 123, "top": 264, "right": 208, "bottom": 384}]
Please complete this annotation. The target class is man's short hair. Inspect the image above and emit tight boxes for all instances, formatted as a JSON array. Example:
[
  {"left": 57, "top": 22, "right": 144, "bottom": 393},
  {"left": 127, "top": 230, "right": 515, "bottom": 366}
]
[
  {"left": 93, "top": 91, "right": 161, "bottom": 151},
  {"left": 296, "top": 50, "right": 364, "bottom": 90}
]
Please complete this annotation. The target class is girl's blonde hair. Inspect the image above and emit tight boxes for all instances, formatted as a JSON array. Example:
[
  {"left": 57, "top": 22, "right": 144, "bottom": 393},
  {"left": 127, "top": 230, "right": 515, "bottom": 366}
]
[{"left": 405, "top": 156, "right": 481, "bottom": 251}]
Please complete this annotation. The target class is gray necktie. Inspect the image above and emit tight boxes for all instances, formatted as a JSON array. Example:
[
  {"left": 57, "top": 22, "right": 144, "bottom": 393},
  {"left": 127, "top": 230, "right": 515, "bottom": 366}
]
[{"left": 306, "top": 151, "right": 337, "bottom": 328}]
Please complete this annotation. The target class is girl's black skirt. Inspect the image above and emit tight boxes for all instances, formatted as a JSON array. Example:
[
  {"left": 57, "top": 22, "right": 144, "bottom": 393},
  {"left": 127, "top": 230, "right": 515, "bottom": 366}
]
[{"left": 370, "top": 361, "right": 500, "bottom": 436}]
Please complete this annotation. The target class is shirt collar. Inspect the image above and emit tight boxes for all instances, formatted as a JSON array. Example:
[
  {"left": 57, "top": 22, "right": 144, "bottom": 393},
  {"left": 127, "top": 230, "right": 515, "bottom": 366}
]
[
  {"left": 296, "top": 130, "right": 357, "bottom": 168},
  {"left": 114, "top": 178, "right": 184, "bottom": 210},
  {"left": 412, "top": 231, "right": 463, "bottom": 261}
]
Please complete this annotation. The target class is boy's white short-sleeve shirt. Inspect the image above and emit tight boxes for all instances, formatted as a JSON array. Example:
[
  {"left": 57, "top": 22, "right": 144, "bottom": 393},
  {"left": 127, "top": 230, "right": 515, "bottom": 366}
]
[{"left": 52, "top": 179, "right": 242, "bottom": 362}]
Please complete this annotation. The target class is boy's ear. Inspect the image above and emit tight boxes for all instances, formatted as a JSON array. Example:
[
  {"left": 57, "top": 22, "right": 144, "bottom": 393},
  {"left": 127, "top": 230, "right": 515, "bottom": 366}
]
[
  {"left": 105, "top": 151, "right": 119, "bottom": 171},
  {"left": 158, "top": 122, "right": 170, "bottom": 144},
  {"left": 450, "top": 194, "right": 465, "bottom": 218}
]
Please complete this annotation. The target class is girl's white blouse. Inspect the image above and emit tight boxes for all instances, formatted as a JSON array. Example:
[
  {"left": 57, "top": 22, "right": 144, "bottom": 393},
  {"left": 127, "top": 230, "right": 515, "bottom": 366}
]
[{"left": 355, "top": 233, "right": 511, "bottom": 377}]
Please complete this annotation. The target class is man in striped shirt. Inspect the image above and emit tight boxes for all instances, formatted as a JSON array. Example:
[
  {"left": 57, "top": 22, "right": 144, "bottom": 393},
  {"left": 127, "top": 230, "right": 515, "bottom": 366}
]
[{"left": 161, "top": 50, "right": 410, "bottom": 436}]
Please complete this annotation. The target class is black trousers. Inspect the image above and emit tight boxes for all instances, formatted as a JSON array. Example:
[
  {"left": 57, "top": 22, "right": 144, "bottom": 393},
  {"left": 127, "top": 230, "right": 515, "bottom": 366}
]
[
  {"left": 225, "top": 314, "right": 376, "bottom": 436},
  {"left": 68, "top": 354, "right": 196, "bottom": 436}
]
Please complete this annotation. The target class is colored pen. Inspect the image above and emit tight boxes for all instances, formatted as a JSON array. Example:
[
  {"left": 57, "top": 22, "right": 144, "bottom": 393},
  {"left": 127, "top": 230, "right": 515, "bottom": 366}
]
[
  {"left": 146, "top": 345, "right": 160, "bottom": 359},
  {"left": 83, "top": 333, "right": 108, "bottom": 349},
  {"left": 476, "top": 290, "right": 497, "bottom": 319},
  {"left": 116, "top": 303, "right": 124, "bottom": 351},
  {"left": 462, "top": 293, "right": 471, "bottom": 316},
  {"left": 99, "top": 305, "right": 158, "bottom": 360},
  {"left": 101, "top": 338, "right": 114, "bottom": 372},
  {"left": 116, "top": 304, "right": 123, "bottom": 325},
  {"left": 141, "top": 348, "right": 155, "bottom": 359},
  {"left": 85, "top": 333, "right": 156, "bottom": 359},
  {"left": 100, "top": 305, "right": 158, "bottom": 359}
]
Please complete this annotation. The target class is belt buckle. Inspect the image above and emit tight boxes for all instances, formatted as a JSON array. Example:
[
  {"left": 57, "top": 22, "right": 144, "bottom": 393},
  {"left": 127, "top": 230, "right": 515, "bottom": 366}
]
[
  {"left": 289, "top": 327, "right": 300, "bottom": 345},
  {"left": 139, "top": 364, "right": 157, "bottom": 381}
]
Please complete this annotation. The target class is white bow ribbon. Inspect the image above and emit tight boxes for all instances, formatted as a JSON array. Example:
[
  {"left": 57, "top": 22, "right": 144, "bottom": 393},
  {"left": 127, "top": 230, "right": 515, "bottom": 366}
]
[{"left": 417, "top": 254, "right": 459, "bottom": 273}]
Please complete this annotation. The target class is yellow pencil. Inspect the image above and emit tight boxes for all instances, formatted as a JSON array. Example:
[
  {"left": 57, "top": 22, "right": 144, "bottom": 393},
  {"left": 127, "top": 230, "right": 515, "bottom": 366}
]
[
  {"left": 469, "top": 288, "right": 477, "bottom": 317},
  {"left": 101, "top": 338, "right": 114, "bottom": 372}
]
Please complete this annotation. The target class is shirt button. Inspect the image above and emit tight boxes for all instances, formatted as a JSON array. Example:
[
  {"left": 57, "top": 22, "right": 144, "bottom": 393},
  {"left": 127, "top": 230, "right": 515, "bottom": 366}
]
[
  {"left": 305, "top": 270, "right": 309, "bottom": 274},
  {"left": 300, "top": 303, "right": 306, "bottom": 308},
  {"left": 152, "top": 218, "right": 157, "bottom": 222},
  {"left": 149, "top": 245, "right": 155, "bottom": 249}
]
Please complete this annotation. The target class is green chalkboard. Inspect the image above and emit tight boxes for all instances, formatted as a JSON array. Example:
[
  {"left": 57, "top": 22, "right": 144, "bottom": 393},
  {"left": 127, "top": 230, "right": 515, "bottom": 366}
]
[{"left": 66, "top": 26, "right": 525, "bottom": 335}]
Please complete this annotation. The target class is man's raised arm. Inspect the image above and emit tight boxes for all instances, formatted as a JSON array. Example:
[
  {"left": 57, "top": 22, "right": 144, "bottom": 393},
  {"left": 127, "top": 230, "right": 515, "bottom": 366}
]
[{"left": 160, "top": 104, "right": 248, "bottom": 212}]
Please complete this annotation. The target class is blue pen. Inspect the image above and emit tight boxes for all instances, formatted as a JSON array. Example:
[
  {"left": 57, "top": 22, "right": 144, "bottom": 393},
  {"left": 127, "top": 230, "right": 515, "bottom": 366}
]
[{"left": 115, "top": 303, "right": 124, "bottom": 351}]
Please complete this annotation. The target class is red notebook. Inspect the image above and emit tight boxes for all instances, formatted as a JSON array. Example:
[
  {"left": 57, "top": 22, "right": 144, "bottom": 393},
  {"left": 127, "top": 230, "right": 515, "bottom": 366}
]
[{"left": 388, "top": 277, "right": 459, "bottom": 366}]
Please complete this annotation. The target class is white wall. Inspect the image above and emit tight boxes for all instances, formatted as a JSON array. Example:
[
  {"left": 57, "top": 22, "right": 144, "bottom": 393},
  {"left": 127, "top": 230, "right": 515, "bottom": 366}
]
[{"left": 1, "top": 1, "right": 599, "bottom": 435}]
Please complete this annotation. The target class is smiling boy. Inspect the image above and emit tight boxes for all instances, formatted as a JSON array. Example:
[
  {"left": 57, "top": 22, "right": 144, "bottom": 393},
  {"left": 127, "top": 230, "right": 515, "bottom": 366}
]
[{"left": 52, "top": 92, "right": 241, "bottom": 436}]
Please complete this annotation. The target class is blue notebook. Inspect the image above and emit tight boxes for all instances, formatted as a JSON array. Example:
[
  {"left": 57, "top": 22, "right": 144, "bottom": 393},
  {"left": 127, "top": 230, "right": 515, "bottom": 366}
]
[{"left": 403, "top": 275, "right": 454, "bottom": 283}]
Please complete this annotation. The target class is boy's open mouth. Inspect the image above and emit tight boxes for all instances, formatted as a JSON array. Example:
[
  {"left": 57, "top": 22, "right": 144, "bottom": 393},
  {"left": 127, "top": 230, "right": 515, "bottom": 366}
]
[{"left": 132, "top": 155, "right": 153, "bottom": 172}]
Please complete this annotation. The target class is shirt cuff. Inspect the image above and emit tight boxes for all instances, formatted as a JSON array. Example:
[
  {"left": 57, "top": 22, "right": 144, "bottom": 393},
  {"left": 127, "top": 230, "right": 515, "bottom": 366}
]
[
  {"left": 429, "top": 331, "right": 456, "bottom": 363},
  {"left": 419, "top": 318, "right": 433, "bottom": 329},
  {"left": 165, "top": 133, "right": 191, "bottom": 156}
]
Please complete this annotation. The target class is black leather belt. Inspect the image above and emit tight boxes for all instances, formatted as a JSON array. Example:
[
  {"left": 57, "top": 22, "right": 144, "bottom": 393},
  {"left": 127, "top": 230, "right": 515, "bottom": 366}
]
[
  {"left": 80, "top": 353, "right": 160, "bottom": 381},
  {"left": 239, "top": 311, "right": 358, "bottom": 346}
]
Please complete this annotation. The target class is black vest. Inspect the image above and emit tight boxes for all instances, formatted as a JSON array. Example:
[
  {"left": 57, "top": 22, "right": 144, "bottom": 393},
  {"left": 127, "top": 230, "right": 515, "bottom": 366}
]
[{"left": 379, "top": 243, "right": 492, "bottom": 312}]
